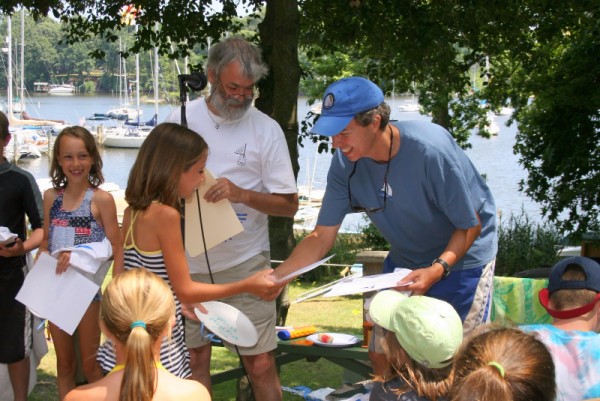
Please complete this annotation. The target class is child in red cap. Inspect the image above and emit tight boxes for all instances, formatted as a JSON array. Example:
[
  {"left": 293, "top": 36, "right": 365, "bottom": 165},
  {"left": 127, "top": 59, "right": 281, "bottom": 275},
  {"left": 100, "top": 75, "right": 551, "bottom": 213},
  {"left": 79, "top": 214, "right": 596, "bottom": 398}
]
[{"left": 521, "top": 256, "right": 600, "bottom": 400}]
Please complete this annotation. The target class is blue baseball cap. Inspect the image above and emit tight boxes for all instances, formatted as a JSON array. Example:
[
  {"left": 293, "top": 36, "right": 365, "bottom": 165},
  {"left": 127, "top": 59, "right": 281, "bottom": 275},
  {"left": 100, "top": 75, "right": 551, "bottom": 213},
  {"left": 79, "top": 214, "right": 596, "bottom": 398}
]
[
  {"left": 547, "top": 256, "right": 600, "bottom": 293},
  {"left": 311, "top": 77, "right": 384, "bottom": 137},
  {"left": 539, "top": 256, "right": 600, "bottom": 319}
]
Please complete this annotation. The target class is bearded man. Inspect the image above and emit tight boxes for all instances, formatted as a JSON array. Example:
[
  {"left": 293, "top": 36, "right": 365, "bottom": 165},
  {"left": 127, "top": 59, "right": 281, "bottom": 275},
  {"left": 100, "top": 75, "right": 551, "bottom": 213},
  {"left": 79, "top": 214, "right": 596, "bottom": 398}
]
[{"left": 166, "top": 36, "right": 298, "bottom": 401}]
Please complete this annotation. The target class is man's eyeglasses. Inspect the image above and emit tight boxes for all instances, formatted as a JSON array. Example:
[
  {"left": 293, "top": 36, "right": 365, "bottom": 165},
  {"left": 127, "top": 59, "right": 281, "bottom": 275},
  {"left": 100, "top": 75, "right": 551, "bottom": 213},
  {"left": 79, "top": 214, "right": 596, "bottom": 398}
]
[
  {"left": 347, "top": 160, "right": 390, "bottom": 213},
  {"left": 219, "top": 81, "right": 256, "bottom": 101}
]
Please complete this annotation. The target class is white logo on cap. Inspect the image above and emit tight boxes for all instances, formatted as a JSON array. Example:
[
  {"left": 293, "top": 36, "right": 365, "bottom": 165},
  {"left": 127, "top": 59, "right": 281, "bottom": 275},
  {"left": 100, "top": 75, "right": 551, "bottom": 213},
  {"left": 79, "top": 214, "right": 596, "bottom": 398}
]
[{"left": 323, "top": 93, "right": 335, "bottom": 109}]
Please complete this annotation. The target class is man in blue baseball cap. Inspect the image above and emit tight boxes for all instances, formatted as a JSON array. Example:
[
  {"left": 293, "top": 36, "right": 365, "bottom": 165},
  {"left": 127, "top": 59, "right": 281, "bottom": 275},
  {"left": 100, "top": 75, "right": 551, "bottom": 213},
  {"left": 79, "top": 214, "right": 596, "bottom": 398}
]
[
  {"left": 275, "top": 76, "right": 497, "bottom": 375},
  {"left": 521, "top": 256, "right": 600, "bottom": 400}
]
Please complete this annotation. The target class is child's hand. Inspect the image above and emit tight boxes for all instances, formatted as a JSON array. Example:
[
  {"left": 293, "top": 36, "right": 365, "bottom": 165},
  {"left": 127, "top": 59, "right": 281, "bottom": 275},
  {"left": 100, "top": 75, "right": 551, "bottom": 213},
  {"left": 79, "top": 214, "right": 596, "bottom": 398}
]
[
  {"left": 55, "top": 251, "right": 72, "bottom": 274},
  {"left": 246, "top": 269, "right": 281, "bottom": 301},
  {"left": 0, "top": 238, "right": 23, "bottom": 258},
  {"left": 181, "top": 303, "right": 204, "bottom": 321}
]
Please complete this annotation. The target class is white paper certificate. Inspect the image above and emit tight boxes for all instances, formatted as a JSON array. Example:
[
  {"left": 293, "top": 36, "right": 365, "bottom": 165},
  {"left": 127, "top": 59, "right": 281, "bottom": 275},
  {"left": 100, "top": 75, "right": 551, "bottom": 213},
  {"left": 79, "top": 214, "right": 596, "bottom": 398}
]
[
  {"left": 15, "top": 253, "right": 99, "bottom": 335},
  {"left": 274, "top": 255, "right": 336, "bottom": 284},
  {"left": 323, "top": 268, "right": 413, "bottom": 297}
]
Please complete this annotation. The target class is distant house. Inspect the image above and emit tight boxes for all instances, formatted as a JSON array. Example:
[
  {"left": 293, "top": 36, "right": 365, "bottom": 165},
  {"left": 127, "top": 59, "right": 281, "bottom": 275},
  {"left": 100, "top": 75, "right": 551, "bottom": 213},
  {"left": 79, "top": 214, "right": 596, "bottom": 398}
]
[{"left": 33, "top": 82, "right": 49, "bottom": 92}]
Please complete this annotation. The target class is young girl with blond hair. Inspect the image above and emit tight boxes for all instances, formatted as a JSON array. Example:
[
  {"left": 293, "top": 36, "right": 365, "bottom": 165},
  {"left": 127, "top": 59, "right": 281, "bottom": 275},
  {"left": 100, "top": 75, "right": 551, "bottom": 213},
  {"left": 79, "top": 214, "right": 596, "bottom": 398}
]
[{"left": 65, "top": 268, "right": 209, "bottom": 401}]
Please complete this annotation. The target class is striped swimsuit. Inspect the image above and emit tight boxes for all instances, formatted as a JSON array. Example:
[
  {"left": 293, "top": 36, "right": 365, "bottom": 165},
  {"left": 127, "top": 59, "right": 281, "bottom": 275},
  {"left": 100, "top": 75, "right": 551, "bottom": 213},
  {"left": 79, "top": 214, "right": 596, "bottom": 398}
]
[{"left": 97, "top": 209, "right": 191, "bottom": 378}]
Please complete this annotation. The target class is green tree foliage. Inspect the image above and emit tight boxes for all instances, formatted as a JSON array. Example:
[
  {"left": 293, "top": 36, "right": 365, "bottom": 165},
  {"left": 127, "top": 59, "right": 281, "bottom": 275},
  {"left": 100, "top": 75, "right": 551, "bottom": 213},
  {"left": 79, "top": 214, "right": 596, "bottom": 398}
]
[
  {"left": 298, "top": 0, "right": 511, "bottom": 148},
  {"left": 55, "top": 0, "right": 253, "bottom": 60},
  {"left": 486, "top": 2, "right": 600, "bottom": 237},
  {"left": 0, "top": 14, "right": 61, "bottom": 86}
]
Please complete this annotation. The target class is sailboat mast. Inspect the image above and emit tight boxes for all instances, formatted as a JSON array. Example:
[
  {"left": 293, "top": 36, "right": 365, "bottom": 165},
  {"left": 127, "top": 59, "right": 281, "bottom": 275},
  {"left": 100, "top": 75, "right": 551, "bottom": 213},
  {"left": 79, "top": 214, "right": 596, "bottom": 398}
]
[
  {"left": 122, "top": 54, "right": 128, "bottom": 106},
  {"left": 6, "top": 15, "right": 13, "bottom": 117},
  {"left": 135, "top": 25, "right": 140, "bottom": 123},
  {"left": 19, "top": 9, "right": 25, "bottom": 115},
  {"left": 153, "top": 22, "right": 159, "bottom": 118},
  {"left": 154, "top": 46, "right": 159, "bottom": 117},
  {"left": 117, "top": 37, "right": 122, "bottom": 104}
]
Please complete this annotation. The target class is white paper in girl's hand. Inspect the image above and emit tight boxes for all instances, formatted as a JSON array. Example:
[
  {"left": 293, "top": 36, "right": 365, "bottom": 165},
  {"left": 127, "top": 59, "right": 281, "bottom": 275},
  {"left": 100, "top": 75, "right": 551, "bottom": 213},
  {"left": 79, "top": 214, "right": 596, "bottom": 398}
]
[
  {"left": 273, "top": 254, "right": 335, "bottom": 284},
  {"left": 15, "top": 252, "right": 98, "bottom": 335}
]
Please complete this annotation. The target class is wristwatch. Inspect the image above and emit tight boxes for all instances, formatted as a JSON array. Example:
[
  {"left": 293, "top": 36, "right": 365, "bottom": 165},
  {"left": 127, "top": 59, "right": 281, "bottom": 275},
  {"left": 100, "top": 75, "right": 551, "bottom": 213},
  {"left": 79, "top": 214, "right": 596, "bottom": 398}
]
[{"left": 433, "top": 258, "right": 452, "bottom": 279}]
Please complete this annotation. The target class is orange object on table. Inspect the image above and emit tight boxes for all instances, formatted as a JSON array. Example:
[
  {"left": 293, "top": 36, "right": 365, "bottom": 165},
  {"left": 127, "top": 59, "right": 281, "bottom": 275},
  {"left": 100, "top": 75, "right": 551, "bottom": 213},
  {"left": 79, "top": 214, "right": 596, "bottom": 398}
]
[{"left": 289, "top": 339, "right": 314, "bottom": 346}]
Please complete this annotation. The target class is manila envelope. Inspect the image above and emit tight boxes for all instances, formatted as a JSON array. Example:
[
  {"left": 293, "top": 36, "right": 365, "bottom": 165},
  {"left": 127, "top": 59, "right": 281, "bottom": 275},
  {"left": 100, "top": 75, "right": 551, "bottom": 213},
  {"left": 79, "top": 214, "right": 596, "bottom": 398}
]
[{"left": 184, "top": 169, "right": 243, "bottom": 256}]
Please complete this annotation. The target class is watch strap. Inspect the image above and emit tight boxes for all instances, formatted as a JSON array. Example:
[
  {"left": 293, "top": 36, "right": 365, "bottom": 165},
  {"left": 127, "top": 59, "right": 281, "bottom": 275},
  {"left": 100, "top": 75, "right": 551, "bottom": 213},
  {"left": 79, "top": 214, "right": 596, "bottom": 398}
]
[{"left": 433, "top": 258, "right": 451, "bottom": 279}]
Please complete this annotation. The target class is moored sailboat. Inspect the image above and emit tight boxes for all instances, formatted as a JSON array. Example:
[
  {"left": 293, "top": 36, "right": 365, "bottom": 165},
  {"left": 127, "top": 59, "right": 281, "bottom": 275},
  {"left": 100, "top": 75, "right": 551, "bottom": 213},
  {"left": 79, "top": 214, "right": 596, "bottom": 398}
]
[{"left": 101, "top": 34, "right": 159, "bottom": 148}]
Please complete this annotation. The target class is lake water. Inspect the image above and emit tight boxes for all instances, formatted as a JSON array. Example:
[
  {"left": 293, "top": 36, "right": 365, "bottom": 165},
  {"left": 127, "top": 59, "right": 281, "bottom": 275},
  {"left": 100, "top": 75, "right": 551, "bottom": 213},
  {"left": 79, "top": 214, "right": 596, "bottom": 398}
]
[{"left": 11, "top": 93, "right": 542, "bottom": 232}]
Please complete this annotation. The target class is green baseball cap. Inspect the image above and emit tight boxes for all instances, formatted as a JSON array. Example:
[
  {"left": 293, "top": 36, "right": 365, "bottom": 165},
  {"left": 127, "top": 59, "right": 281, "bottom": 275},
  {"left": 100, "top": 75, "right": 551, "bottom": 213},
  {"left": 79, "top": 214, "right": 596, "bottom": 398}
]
[{"left": 370, "top": 290, "right": 463, "bottom": 368}]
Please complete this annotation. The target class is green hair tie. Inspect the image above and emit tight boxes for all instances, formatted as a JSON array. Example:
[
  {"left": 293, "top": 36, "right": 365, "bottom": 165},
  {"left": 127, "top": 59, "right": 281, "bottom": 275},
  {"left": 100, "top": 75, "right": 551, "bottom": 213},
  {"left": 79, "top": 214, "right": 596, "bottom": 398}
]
[{"left": 488, "top": 361, "right": 505, "bottom": 378}]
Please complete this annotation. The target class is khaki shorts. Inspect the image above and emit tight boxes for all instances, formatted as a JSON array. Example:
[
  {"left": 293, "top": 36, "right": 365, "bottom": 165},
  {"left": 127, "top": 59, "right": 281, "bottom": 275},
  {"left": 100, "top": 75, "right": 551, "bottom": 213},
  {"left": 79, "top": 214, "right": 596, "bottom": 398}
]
[{"left": 185, "top": 251, "right": 277, "bottom": 356}]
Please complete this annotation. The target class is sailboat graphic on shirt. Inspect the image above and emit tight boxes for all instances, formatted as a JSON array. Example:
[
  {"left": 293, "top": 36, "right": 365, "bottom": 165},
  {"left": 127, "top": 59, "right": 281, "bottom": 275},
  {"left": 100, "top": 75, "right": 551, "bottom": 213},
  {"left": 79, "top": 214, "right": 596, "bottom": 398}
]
[
  {"left": 380, "top": 182, "right": 392, "bottom": 199},
  {"left": 235, "top": 144, "right": 247, "bottom": 166}
]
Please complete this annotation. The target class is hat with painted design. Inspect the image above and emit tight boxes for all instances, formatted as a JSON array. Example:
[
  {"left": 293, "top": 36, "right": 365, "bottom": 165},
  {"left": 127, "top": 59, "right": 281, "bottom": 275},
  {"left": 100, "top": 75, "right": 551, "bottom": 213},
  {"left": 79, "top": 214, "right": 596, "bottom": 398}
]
[{"left": 311, "top": 77, "right": 384, "bottom": 137}]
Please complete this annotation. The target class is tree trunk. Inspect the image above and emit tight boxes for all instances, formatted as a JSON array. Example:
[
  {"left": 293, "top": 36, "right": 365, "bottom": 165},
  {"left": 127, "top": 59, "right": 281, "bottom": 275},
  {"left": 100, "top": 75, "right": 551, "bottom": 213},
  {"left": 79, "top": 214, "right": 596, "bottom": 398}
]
[
  {"left": 234, "top": 2, "right": 300, "bottom": 401},
  {"left": 257, "top": 0, "right": 301, "bottom": 323}
]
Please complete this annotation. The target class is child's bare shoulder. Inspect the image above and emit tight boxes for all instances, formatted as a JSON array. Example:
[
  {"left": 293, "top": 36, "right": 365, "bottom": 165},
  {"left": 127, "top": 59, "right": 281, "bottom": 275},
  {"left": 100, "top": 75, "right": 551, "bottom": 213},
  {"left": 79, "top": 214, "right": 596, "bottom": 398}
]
[
  {"left": 157, "top": 372, "right": 209, "bottom": 401},
  {"left": 92, "top": 188, "right": 117, "bottom": 204},
  {"left": 151, "top": 202, "right": 180, "bottom": 221},
  {"left": 43, "top": 187, "right": 57, "bottom": 198}
]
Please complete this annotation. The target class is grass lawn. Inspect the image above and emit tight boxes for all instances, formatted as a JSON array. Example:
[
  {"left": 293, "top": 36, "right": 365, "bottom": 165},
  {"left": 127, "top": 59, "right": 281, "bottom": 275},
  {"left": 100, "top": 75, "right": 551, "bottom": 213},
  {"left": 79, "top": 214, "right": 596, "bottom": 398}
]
[{"left": 29, "top": 280, "right": 364, "bottom": 401}]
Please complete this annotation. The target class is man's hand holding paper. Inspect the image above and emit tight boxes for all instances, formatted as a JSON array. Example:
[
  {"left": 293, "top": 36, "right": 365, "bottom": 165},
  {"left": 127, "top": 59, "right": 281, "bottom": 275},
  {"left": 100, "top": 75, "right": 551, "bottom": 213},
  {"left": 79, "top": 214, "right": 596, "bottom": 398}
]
[
  {"left": 398, "top": 266, "right": 441, "bottom": 295},
  {"left": 324, "top": 268, "right": 413, "bottom": 298}
]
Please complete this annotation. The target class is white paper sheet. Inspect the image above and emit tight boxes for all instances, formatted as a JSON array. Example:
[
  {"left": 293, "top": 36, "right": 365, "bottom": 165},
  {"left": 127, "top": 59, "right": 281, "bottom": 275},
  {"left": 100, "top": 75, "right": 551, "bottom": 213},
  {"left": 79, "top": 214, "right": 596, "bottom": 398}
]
[
  {"left": 0, "top": 226, "right": 17, "bottom": 245},
  {"left": 273, "top": 255, "right": 335, "bottom": 284},
  {"left": 15, "top": 253, "right": 99, "bottom": 335},
  {"left": 323, "top": 268, "right": 413, "bottom": 297},
  {"left": 185, "top": 169, "right": 244, "bottom": 257}
]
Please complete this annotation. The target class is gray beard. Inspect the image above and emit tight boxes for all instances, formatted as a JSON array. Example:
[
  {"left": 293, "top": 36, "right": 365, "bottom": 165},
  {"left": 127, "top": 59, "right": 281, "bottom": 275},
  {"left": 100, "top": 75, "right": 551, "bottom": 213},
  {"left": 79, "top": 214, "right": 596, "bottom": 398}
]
[{"left": 209, "top": 87, "right": 252, "bottom": 121}]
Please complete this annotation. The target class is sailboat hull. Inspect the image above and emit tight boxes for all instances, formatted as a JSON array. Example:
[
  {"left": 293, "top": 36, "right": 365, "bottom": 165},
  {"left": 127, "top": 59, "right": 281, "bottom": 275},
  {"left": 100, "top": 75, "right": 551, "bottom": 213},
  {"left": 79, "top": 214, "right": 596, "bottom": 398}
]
[{"left": 101, "top": 127, "right": 150, "bottom": 148}]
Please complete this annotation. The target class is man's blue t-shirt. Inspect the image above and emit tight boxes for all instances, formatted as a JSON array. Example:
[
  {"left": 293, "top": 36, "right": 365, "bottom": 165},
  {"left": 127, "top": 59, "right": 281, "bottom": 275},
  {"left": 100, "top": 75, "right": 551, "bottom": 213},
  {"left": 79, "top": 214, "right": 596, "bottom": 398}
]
[{"left": 318, "top": 120, "right": 497, "bottom": 271}]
